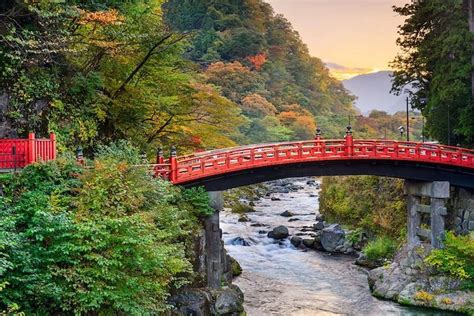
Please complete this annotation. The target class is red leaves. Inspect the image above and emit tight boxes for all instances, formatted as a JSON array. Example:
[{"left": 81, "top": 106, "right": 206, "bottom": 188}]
[{"left": 246, "top": 53, "right": 267, "bottom": 71}]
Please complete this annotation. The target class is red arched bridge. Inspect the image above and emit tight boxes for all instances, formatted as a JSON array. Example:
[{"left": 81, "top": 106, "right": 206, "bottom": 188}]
[
  {"left": 2, "top": 132, "right": 474, "bottom": 190},
  {"left": 154, "top": 133, "right": 474, "bottom": 190}
]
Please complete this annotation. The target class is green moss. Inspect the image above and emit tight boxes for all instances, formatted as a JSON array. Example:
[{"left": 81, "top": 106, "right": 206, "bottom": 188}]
[
  {"left": 230, "top": 257, "right": 243, "bottom": 277},
  {"left": 231, "top": 202, "right": 256, "bottom": 214}
]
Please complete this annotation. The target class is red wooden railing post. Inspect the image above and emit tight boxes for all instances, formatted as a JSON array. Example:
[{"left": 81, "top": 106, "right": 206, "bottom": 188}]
[
  {"left": 170, "top": 146, "right": 178, "bottom": 183},
  {"left": 156, "top": 146, "right": 164, "bottom": 164},
  {"left": 27, "top": 132, "right": 36, "bottom": 165},
  {"left": 315, "top": 127, "right": 322, "bottom": 142},
  {"left": 50, "top": 133, "right": 57, "bottom": 160},
  {"left": 345, "top": 126, "right": 353, "bottom": 157}
]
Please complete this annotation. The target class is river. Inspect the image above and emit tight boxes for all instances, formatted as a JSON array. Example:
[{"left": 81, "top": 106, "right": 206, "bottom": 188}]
[{"left": 221, "top": 178, "right": 452, "bottom": 316}]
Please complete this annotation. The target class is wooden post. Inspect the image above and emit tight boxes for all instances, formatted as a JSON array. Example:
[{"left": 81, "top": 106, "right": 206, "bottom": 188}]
[
  {"left": 345, "top": 126, "right": 353, "bottom": 157},
  {"left": 50, "top": 133, "right": 56, "bottom": 160},
  {"left": 156, "top": 146, "right": 164, "bottom": 164},
  {"left": 170, "top": 146, "right": 178, "bottom": 183},
  {"left": 27, "top": 132, "right": 36, "bottom": 165}
]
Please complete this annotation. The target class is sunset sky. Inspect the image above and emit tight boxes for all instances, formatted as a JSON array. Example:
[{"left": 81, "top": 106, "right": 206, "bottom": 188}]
[{"left": 266, "top": 0, "right": 410, "bottom": 79}]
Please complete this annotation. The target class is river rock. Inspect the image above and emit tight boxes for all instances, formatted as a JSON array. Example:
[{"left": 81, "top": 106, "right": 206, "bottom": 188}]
[
  {"left": 280, "top": 210, "right": 294, "bottom": 217},
  {"left": 302, "top": 238, "right": 315, "bottom": 249},
  {"left": 227, "top": 237, "right": 252, "bottom": 246},
  {"left": 231, "top": 202, "right": 256, "bottom": 214},
  {"left": 271, "top": 196, "right": 282, "bottom": 201},
  {"left": 229, "top": 256, "right": 242, "bottom": 277},
  {"left": 212, "top": 285, "right": 244, "bottom": 315},
  {"left": 169, "top": 289, "right": 212, "bottom": 315},
  {"left": 290, "top": 236, "right": 302, "bottom": 247},
  {"left": 306, "top": 179, "right": 317, "bottom": 186},
  {"left": 355, "top": 253, "right": 382, "bottom": 269},
  {"left": 313, "top": 220, "right": 324, "bottom": 230},
  {"left": 315, "top": 214, "right": 325, "bottom": 222},
  {"left": 321, "top": 224, "right": 345, "bottom": 252},
  {"left": 288, "top": 218, "right": 300, "bottom": 222},
  {"left": 268, "top": 225, "right": 289, "bottom": 240},
  {"left": 238, "top": 215, "right": 250, "bottom": 222}
]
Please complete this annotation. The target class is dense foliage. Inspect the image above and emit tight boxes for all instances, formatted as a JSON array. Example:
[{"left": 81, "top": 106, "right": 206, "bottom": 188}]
[
  {"left": 0, "top": 0, "right": 244, "bottom": 154},
  {"left": 163, "top": 0, "right": 356, "bottom": 141},
  {"left": 0, "top": 143, "right": 211, "bottom": 314},
  {"left": 319, "top": 176, "right": 406, "bottom": 239},
  {"left": 392, "top": 0, "right": 474, "bottom": 146},
  {"left": 426, "top": 232, "right": 474, "bottom": 289}
]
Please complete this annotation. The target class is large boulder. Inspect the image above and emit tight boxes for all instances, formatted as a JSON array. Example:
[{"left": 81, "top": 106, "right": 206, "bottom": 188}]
[
  {"left": 321, "top": 224, "right": 345, "bottom": 252},
  {"left": 168, "top": 289, "right": 212, "bottom": 316},
  {"left": 268, "top": 225, "right": 289, "bottom": 240},
  {"left": 368, "top": 243, "right": 474, "bottom": 314},
  {"left": 212, "top": 285, "right": 244, "bottom": 315}
]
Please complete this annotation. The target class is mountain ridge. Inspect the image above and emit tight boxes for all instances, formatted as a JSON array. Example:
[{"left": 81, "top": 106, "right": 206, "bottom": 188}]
[{"left": 343, "top": 71, "right": 409, "bottom": 114}]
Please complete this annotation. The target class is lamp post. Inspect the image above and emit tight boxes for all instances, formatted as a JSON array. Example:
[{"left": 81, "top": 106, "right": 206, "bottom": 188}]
[{"left": 398, "top": 126, "right": 406, "bottom": 140}]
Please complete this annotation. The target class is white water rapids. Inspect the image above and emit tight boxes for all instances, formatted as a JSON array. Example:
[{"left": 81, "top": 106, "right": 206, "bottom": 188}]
[{"left": 221, "top": 178, "right": 455, "bottom": 316}]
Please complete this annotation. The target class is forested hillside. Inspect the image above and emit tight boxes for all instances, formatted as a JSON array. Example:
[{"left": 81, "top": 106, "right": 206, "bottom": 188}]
[{"left": 163, "top": 0, "right": 356, "bottom": 141}]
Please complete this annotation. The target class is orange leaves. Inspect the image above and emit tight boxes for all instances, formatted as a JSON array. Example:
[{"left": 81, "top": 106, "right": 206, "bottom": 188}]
[
  {"left": 78, "top": 9, "right": 124, "bottom": 26},
  {"left": 206, "top": 61, "right": 252, "bottom": 76},
  {"left": 277, "top": 104, "right": 316, "bottom": 139},
  {"left": 246, "top": 53, "right": 267, "bottom": 71},
  {"left": 241, "top": 94, "right": 276, "bottom": 117}
]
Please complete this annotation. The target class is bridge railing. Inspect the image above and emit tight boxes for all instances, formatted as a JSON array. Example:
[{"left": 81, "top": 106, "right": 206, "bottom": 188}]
[
  {"left": 0, "top": 133, "right": 56, "bottom": 170},
  {"left": 153, "top": 137, "right": 474, "bottom": 184}
]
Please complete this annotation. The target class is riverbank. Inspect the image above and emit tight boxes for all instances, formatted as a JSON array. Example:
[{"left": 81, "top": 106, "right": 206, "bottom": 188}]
[{"left": 222, "top": 178, "right": 452, "bottom": 315}]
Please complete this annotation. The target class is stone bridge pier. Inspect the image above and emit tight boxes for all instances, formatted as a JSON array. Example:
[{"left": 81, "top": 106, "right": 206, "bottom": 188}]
[
  {"left": 405, "top": 181, "right": 474, "bottom": 249},
  {"left": 405, "top": 181, "right": 450, "bottom": 249},
  {"left": 205, "top": 191, "right": 225, "bottom": 289}
]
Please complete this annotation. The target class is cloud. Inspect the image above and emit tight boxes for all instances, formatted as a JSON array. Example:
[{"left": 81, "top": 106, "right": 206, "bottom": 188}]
[{"left": 325, "top": 62, "right": 375, "bottom": 80}]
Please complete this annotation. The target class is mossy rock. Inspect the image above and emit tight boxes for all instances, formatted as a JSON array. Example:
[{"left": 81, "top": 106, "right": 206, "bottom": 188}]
[
  {"left": 230, "top": 256, "right": 242, "bottom": 277},
  {"left": 231, "top": 202, "right": 256, "bottom": 214}
]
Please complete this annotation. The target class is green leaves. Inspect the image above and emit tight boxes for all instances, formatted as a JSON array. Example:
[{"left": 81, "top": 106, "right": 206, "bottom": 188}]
[
  {"left": 425, "top": 232, "right": 474, "bottom": 288},
  {"left": 392, "top": 0, "right": 474, "bottom": 146},
  {"left": 0, "top": 143, "right": 210, "bottom": 314},
  {"left": 319, "top": 176, "right": 407, "bottom": 239}
]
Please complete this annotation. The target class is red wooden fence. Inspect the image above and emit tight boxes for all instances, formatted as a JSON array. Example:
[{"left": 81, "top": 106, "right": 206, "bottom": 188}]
[{"left": 0, "top": 133, "right": 57, "bottom": 170}]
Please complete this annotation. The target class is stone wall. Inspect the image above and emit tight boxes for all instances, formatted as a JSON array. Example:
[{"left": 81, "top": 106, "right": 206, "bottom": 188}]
[{"left": 448, "top": 187, "right": 474, "bottom": 235}]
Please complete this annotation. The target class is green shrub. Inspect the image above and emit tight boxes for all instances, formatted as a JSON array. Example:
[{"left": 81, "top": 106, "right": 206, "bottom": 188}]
[
  {"left": 319, "top": 176, "right": 406, "bottom": 240},
  {"left": 0, "top": 143, "right": 211, "bottom": 314},
  {"left": 363, "top": 236, "right": 397, "bottom": 261},
  {"left": 425, "top": 232, "right": 474, "bottom": 289}
]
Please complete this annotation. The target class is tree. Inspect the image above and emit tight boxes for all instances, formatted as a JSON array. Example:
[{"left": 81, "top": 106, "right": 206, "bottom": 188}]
[
  {"left": 278, "top": 104, "right": 316, "bottom": 140},
  {"left": 391, "top": 0, "right": 474, "bottom": 145}
]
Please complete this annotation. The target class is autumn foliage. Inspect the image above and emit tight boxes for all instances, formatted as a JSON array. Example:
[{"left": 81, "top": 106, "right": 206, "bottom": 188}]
[{"left": 247, "top": 53, "right": 267, "bottom": 70}]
